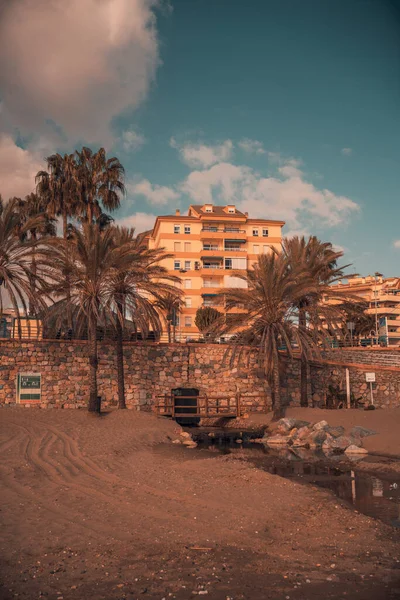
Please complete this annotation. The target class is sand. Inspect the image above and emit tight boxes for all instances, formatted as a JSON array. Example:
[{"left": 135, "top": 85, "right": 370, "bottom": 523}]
[{"left": 0, "top": 407, "right": 399, "bottom": 599}]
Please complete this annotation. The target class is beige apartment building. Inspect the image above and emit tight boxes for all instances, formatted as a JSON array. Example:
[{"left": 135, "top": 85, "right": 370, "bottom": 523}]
[
  {"left": 329, "top": 275, "right": 400, "bottom": 346},
  {"left": 148, "top": 204, "right": 285, "bottom": 341}
]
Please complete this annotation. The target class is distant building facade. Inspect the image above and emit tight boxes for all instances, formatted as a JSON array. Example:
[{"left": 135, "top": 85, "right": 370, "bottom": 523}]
[
  {"left": 329, "top": 275, "right": 400, "bottom": 346},
  {"left": 148, "top": 204, "right": 285, "bottom": 341}
]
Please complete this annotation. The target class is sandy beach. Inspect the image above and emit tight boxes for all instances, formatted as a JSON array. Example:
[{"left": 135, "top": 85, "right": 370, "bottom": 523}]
[{"left": 0, "top": 407, "right": 399, "bottom": 599}]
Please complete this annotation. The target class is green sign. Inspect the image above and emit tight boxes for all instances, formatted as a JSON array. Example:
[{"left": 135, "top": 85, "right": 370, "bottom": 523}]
[
  {"left": 17, "top": 373, "right": 41, "bottom": 402},
  {"left": 20, "top": 375, "right": 41, "bottom": 389}
]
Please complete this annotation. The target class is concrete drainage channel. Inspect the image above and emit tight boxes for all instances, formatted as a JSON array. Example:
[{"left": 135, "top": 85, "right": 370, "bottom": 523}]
[{"left": 179, "top": 427, "right": 400, "bottom": 529}]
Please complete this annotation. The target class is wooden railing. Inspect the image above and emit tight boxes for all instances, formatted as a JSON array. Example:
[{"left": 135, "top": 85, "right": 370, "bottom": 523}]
[{"left": 155, "top": 392, "right": 240, "bottom": 419}]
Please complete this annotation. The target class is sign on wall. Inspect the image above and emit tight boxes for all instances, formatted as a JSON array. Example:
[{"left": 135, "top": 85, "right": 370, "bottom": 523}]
[{"left": 16, "top": 373, "right": 41, "bottom": 403}]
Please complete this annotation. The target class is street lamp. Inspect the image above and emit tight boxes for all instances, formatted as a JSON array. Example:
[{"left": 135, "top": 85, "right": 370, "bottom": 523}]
[
  {"left": 346, "top": 321, "right": 355, "bottom": 346},
  {"left": 374, "top": 272, "right": 383, "bottom": 344}
]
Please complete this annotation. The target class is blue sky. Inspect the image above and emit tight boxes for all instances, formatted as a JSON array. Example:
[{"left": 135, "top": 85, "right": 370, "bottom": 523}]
[{"left": 1, "top": 0, "right": 399, "bottom": 276}]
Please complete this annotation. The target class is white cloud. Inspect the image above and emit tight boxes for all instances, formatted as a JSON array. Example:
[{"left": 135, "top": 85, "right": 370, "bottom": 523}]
[
  {"left": 121, "top": 129, "right": 146, "bottom": 152},
  {"left": 171, "top": 138, "right": 233, "bottom": 168},
  {"left": 341, "top": 148, "right": 352, "bottom": 156},
  {"left": 116, "top": 212, "right": 157, "bottom": 233},
  {"left": 393, "top": 240, "right": 400, "bottom": 249},
  {"left": 0, "top": 135, "right": 43, "bottom": 200},
  {"left": 179, "top": 152, "right": 360, "bottom": 231},
  {"left": 238, "top": 139, "right": 266, "bottom": 154},
  {"left": 0, "top": 0, "right": 160, "bottom": 146},
  {"left": 128, "top": 179, "right": 180, "bottom": 205}
]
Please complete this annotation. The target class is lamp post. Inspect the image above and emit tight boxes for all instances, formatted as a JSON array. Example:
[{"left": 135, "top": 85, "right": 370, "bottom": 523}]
[
  {"left": 346, "top": 321, "right": 355, "bottom": 347},
  {"left": 374, "top": 272, "right": 383, "bottom": 344}
]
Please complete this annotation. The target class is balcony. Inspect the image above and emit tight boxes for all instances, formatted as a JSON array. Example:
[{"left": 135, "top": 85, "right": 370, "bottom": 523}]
[
  {"left": 224, "top": 246, "right": 246, "bottom": 252},
  {"left": 200, "top": 227, "right": 247, "bottom": 239}
]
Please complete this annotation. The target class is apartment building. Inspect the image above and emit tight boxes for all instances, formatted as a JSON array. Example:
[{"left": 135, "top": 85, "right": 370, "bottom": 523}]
[
  {"left": 328, "top": 275, "right": 400, "bottom": 346},
  {"left": 148, "top": 204, "right": 285, "bottom": 341}
]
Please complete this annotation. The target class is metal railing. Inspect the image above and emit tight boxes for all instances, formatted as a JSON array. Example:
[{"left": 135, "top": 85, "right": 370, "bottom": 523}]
[{"left": 201, "top": 228, "right": 246, "bottom": 233}]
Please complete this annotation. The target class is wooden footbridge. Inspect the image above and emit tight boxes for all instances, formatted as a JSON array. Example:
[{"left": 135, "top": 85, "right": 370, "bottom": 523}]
[{"left": 155, "top": 388, "right": 241, "bottom": 420}]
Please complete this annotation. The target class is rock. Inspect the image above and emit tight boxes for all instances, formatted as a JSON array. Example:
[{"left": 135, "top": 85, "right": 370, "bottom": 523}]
[
  {"left": 266, "top": 434, "right": 290, "bottom": 446},
  {"left": 307, "top": 429, "right": 327, "bottom": 447},
  {"left": 276, "top": 418, "right": 310, "bottom": 433},
  {"left": 313, "top": 420, "right": 329, "bottom": 431},
  {"left": 323, "top": 434, "right": 360, "bottom": 452},
  {"left": 326, "top": 425, "right": 345, "bottom": 438},
  {"left": 345, "top": 445, "right": 368, "bottom": 455},
  {"left": 182, "top": 439, "right": 197, "bottom": 447},
  {"left": 350, "top": 426, "right": 377, "bottom": 438}
]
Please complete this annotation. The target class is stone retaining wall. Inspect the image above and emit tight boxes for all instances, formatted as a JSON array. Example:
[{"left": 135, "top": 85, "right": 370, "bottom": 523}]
[{"left": 1, "top": 341, "right": 400, "bottom": 410}]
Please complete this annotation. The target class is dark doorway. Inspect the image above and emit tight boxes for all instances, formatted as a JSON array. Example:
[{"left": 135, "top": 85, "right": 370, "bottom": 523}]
[{"left": 172, "top": 388, "right": 200, "bottom": 425}]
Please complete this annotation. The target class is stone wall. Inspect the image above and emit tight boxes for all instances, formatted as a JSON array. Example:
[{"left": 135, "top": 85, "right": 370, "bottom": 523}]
[
  {"left": 0, "top": 340, "right": 272, "bottom": 411},
  {"left": 1, "top": 341, "right": 400, "bottom": 410}
]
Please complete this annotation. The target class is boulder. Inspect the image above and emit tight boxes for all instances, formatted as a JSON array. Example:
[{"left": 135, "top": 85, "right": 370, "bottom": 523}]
[
  {"left": 292, "top": 427, "right": 310, "bottom": 447},
  {"left": 326, "top": 425, "right": 345, "bottom": 438},
  {"left": 276, "top": 418, "right": 310, "bottom": 433},
  {"left": 350, "top": 426, "right": 377, "bottom": 438},
  {"left": 345, "top": 445, "right": 368, "bottom": 455},
  {"left": 313, "top": 420, "right": 329, "bottom": 431},
  {"left": 323, "top": 434, "right": 360, "bottom": 452},
  {"left": 307, "top": 429, "right": 328, "bottom": 448},
  {"left": 266, "top": 434, "right": 290, "bottom": 446}
]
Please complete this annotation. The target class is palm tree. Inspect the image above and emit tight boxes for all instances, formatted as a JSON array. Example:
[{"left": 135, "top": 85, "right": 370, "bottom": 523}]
[
  {"left": 195, "top": 306, "right": 222, "bottom": 341},
  {"left": 40, "top": 223, "right": 119, "bottom": 411},
  {"left": 218, "top": 252, "right": 319, "bottom": 419},
  {"left": 155, "top": 292, "right": 183, "bottom": 343},
  {"left": 36, "top": 153, "right": 78, "bottom": 238},
  {"left": 281, "top": 236, "right": 346, "bottom": 407},
  {"left": 16, "top": 193, "right": 56, "bottom": 315},
  {"left": 74, "top": 147, "right": 125, "bottom": 224},
  {"left": 41, "top": 223, "right": 178, "bottom": 411},
  {"left": 104, "top": 227, "right": 180, "bottom": 408},
  {"left": 0, "top": 197, "right": 49, "bottom": 334}
]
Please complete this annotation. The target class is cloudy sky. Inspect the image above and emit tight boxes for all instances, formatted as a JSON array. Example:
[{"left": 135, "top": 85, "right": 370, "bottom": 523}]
[{"left": 0, "top": 0, "right": 399, "bottom": 275}]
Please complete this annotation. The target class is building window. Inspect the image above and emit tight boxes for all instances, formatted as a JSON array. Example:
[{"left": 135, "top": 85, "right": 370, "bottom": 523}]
[
  {"left": 263, "top": 245, "right": 269, "bottom": 253},
  {"left": 253, "top": 245, "right": 260, "bottom": 254},
  {"left": 184, "top": 279, "right": 192, "bottom": 289},
  {"left": 185, "top": 316, "right": 192, "bottom": 327},
  {"left": 252, "top": 228, "right": 259, "bottom": 237},
  {"left": 184, "top": 242, "right": 191, "bottom": 252},
  {"left": 184, "top": 260, "right": 191, "bottom": 270},
  {"left": 262, "top": 228, "right": 269, "bottom": 237},
  {"left": 225, "top": 258, "right": 232, "bottom": 270},
  {"left": 174, "top": 225, "right": 180, "bottom": 234},
  {"left": 227, "top": 205, "right": 235, "bottom": 213},
  {"left": 205, "top": 205, "right": 213, "bottom": 213},
  {"left": 174, "top": 242, "right": 181, "bottom": 252},
  {"left": 174, "top": 260, "right": 181, "bottom": 271},
  {"left": 184, "top": 225, "right": 191, "bottom": 234},
  {"left": 185, "top": 297, "right": 192, "bottom": 308}
]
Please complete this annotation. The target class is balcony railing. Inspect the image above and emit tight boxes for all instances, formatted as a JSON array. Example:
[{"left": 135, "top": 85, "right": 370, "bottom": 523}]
[
  {"left": 224, "top": 246, "right": 246, "bottom": 252},
  {"left": 202, "top": 246, "right": 220, "bottom": 251},
  {"left": 202, "top": 264, "right": 224, "bottom": 269},
  {"left": 201, "top": 227, "right": 246, "bottom": 233}
]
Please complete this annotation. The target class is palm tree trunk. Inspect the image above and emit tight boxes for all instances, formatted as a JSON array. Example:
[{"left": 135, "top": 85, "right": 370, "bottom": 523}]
[
  {"left": 28, "top": 232, "right": 37, "bottom": 318},
  {"left": 62, "top": 212, "right": 68, "bottom": 239},
  {"left": 299, "top": 306, "right": 308, "bottom": 407},
  {"left": 62, "top": 210, "right": 73, "bottom": 333},
  {"left": 167, "top": 319, "right": 171, "bottom": 343},
  {"left": 88, "top": 312, "right": 99, "bottom": 412},
  {"left": 272, "top": 358, "right": 285, "bottom": 421},
  {"left": 116, "top": 303, "right": 126, "bottom": 409}
]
